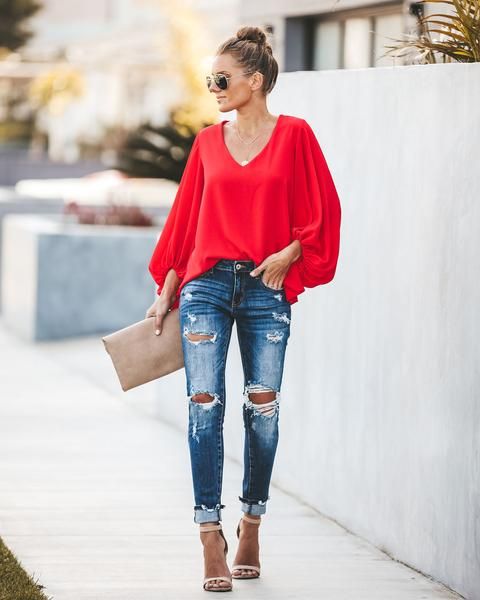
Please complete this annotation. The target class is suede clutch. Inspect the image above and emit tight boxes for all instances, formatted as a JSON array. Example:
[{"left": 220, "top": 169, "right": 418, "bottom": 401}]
[{"left": 101, "top": 308, "right": 184, "bottom": 391}]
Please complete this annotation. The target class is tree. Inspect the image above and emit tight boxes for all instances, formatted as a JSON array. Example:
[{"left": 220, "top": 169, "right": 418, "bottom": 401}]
[{"left": 0, "top": 0, "right": 43, "bottom": 52}]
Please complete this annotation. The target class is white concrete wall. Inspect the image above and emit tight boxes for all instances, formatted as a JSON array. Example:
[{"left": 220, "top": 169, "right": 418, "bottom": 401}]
[{"left": 151, "top": 62, "right": 480, "bottom": 600}]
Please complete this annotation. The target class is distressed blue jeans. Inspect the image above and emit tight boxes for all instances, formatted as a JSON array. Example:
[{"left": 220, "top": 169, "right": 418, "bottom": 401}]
[{"left": 179, "top": 259, "right": 292, "bottom": 524}]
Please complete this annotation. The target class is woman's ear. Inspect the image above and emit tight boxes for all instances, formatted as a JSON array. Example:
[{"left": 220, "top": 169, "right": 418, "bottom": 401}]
[{"left": 250, "top": 71, "right": 264, "bottom": 91}]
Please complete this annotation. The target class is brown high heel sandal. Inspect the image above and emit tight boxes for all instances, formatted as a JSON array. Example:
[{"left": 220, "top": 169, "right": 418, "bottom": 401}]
[
  {"left": 200, "top": 522, "right": 233, "bottom": 592},
  {"left": 231, "top": 514, "right": 261, "bottom": 579}
]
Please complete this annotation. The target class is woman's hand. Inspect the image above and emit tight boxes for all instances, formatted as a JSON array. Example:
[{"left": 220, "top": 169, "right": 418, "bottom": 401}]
[
  {"left": 250, "top": 241, "right": 302, "bottom": 290},
  {"left": 145, "top": 293, "right": 176, "bottom": 335},
  {"left": 145, "top": 268, "right": 181, "bottom": 335}
]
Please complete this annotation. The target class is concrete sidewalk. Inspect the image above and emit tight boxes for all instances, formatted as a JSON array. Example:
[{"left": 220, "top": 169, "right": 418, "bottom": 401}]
[{"left": 0, "top": 318, "right": 463, "bottom": 600}]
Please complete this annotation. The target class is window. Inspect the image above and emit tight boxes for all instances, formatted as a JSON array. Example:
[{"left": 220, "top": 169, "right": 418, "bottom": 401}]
[
  {"left": 344, "top": 17, "right": 372, "bottom": 68},
  {"left": 313, "top": 21, "right": 342, "bottom": 70},
  {"left": 310, "top": 3, "right": 405, "bottom": 70},
  {"left": 374, "top": 13, "right": 404, "bottom": 66}
]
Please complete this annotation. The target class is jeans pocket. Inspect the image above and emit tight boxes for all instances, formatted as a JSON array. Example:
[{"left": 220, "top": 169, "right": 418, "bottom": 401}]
[
  {"left": 256, "top": 274, "right": 284, "bottom": 291},
  {"left": 196, "top": 267, "right": 215, "bottom": 280},
  {"left": 182, "top": 268, "right": 216, "bottom": 296}
]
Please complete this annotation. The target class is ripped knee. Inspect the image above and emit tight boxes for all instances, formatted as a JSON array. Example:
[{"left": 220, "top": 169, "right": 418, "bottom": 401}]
[
  {"left": 248, "top": 391, "right": 277, "bottom": 404},
  {"left": 192, "top": 393, "right": 216, "bottom": 403},
  {"left": 190, "top": 391, "right": 222, "bottom": 409},
  {"left": 244, "top": 385, "right": 279, "bottom": 417}
]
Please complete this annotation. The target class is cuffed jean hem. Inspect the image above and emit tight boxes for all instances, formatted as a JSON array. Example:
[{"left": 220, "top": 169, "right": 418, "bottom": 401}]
[
  {"left": 193, "top": 503, "right": 226, "bottom": 524},
  {"left": 238, "top": 495, "right": 269, "bottom": 516}
]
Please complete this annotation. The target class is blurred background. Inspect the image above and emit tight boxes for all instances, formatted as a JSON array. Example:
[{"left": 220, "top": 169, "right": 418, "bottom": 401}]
[{"left": 0, "top": 0, "right": 435, "bottom": 183}]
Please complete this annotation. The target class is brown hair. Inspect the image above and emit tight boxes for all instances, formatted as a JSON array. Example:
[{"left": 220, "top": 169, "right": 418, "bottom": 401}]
[{"left": 215, "top": 26, "right": 278, "bottom": 95}]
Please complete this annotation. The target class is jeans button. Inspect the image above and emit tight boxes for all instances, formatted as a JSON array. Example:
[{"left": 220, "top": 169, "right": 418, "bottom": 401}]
[{"left": 235, "top": 264, "right": 241, "bottom": 270}]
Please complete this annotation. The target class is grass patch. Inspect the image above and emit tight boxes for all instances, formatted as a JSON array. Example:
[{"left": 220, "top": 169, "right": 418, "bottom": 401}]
[{"left": 0, "top": 537, "right": 51, "bottom": 600}]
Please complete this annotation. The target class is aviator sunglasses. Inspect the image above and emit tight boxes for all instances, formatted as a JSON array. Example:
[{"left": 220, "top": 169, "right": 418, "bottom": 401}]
[{"left": 206, "top": 71, "right": 257, "bottom": 90}]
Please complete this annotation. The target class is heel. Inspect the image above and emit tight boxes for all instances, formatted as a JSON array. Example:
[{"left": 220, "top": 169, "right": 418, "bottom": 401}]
[
  {"left": 200, "top": 523, "right": 232, "bottom": 592},
  {"left": 232, "top": 515, "right": 261, "bottom": 579}
]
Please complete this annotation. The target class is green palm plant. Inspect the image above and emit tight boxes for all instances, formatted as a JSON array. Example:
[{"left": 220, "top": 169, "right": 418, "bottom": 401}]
[
  {"left": 113, "top": 109, "right": 213, "bottom": 182},
  {"left": 382, "top": 0, "right": 480, "bottom": 63}
]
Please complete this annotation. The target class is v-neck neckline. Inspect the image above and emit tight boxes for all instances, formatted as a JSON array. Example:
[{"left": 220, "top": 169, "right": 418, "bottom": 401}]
[{"left": 220, "top": 114, "right": 284, "bottom": 168}]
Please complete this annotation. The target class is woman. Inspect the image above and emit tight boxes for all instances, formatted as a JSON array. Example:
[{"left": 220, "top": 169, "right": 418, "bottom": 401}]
[{"left": 146, "top": 25, "right": 341, "bottom": 592}]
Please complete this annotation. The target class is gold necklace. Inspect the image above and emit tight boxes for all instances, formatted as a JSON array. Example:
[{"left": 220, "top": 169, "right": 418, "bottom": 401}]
[{"left": 233, "top": 121, "right": 272, "bottom": 166}]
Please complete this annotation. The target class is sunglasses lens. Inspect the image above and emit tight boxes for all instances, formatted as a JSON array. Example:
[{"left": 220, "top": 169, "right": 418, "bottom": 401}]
[{"left": 206, "top": 74, "right": 228, "bottom": 90}]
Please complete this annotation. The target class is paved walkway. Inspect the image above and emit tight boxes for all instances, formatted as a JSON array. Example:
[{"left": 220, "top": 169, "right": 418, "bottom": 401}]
[{"left": 0, "top": 318, "right": 463, "bottom": 600}]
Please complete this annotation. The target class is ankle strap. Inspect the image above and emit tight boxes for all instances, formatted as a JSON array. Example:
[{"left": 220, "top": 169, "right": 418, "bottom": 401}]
[
  {"left": 242, "top": 515, "right": 261, "bottom": 525},
  {"left": 199, "top": 523, "right": 222, "bottom": 532}
]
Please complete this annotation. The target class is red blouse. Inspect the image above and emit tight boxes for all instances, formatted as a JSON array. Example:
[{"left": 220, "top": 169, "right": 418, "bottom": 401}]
[{"left": 148, "top": 114, "right": 341, "bottom": 310}]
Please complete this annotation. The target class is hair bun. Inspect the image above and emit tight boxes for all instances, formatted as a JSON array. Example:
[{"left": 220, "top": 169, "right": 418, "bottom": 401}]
[{"left": 236, "top": 26, "right": 267, "bottom": 46}]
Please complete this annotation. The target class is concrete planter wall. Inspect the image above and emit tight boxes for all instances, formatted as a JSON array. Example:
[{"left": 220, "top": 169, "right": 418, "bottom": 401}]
[
  {"left": 0, "top": 188, "right": 64, "bottom": 311},
  {"left": 0, "top": 185, "right": 173, "bottom": 313},
  {"left": 1, "top": 213, "right": 162, "bottom": 341}
]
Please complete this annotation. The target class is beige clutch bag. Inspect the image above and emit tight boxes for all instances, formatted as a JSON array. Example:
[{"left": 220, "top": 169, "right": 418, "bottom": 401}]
[{"left": 101, "top": 308, "right": 184, "bottom": 391}]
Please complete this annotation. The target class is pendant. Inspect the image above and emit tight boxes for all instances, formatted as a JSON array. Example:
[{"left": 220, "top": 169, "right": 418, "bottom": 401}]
[{"left": 240, "top": 159, "right": 249, "bottom": 166}]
